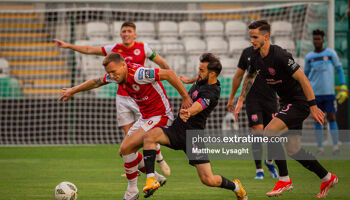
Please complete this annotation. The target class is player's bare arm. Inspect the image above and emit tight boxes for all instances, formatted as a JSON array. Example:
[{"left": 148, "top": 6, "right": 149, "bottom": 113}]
[
  {"left": 227, "top": 68, "right": 245, "bottom": 112},
  {"left": 292, "top": 68, "right": 325, "bottom": 125},
  {"left": 153, "top": 55, "right": 170, "bottom": 69},
  {"left": 234, "top": 71, "right": 258, "bottom": 120},
  {"left": 53, "top": 39, "right": 104, "bottom": 56},
  {"left": 179, "top": 102, "right": 203, "bottom": 122},
  {"left": 158, "top": 69, "right": 192, "bottom": 108},
  {"left": 59, "top": 77, "right": 106, "bottom": 101},
  {"left": 180, "top": 75, "right": 198, "bottom": 84}
]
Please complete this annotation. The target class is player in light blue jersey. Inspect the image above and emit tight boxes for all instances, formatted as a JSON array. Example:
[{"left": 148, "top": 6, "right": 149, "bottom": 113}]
[{"left": 305, "top": 29, "right": 348, "bottom": 156}]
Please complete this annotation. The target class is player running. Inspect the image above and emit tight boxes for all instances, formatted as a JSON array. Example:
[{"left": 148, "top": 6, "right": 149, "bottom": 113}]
[
  {"left": 234, "top": 20, "right": 338, "bottom": 198},
  {"left": 59, "top": 52, "right": 192, "bottom": 200},
  {"left": 54, "top": 21, "right": 171, "bottom": 176},
  {"left": 305, "top": 29, "right": 348, "bottom": 156},
  {"left": 227, "top": 47, "right": 279, "bottom": 180},
  {"left": 142, "top": 53, "right": 247, "bottom": 200}
]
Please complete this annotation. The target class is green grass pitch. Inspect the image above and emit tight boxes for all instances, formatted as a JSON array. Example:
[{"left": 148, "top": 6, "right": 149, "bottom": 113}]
[{"left": 0, "top": 145, "right": 349, "bottom": 200}]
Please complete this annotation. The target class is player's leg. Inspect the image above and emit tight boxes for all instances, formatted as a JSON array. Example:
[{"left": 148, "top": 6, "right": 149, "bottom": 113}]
[
  {"left": 251, "top": 124, "right": 265, "bottom": 179},
  {"left": 195, "top": 163, "right": 247, "bottom": 200},
  {"left": 324, "top": 95, "right": 339, "bottom": 155},
  {"left": 264, "top": 117, "right": 292, "bottom": 197},
  {"left": 142, "top": 127, "right": 172, "bottom": 197}
]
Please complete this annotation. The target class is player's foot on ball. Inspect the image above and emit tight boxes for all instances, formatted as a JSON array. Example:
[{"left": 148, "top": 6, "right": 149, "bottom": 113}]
[
  {"left": 266, "top": 179, "right": 293, "bottom": 197},
  {"left": 233, "top": 179, "right": 248, "bottom": 200},
  {"left": 316, "top": 173, "right": 338, "bottom": 198},
  {"left": 254, "top": 171, "right": 264, "bottom": 180},
  {"left": 143, "top": 177, "right": 160, "bottom": 198},
  {"left": 157, "top": 159, "right": 171, "bottom": 176},
  {"left": 264, "top": 160, "right": 279, "bottom": 179},
  {"left": 122, "top": 189, "right": 139, "bottom": 200}
]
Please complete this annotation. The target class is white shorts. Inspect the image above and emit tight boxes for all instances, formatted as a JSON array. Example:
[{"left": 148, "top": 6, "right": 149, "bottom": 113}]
[
  {"left": 127, "top": 113, "right": 174, "bottom": 136},
  {"left": 116, "top": 95, "right": 141, "bottom": 127}
]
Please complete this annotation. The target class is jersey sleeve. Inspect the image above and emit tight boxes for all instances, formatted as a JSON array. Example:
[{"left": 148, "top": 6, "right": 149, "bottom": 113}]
[
  {"left": 304, "top": 56, "right": 311, "bottom": 77},
  {"left": 237, "top": 50, "right": 248, "bottom": 70},
  {"left": 101, "top": 43, "right": 117, "bottom": 56},
  {"left": 102, "top": 73, "right": 117, "bottom": 84},
  {"left": 144, "top": 43, "right": 158, "bottom": 61},
  {"left": 196, "top": 86, "right": 219, "bottom": 110},
  {"left": 134, "top": 67, "right": 160, "bottom": 84},
  {"left": 330, "top": 50, "right": 346, "bottom": 84},
  {"left": 278, "top": 50, "right": 300, "bottom": 76}
]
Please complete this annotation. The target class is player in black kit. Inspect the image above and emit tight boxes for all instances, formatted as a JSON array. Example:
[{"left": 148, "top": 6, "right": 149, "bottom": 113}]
[
  {"left": 142, "top": 53, "right": 247, "bottom": 200},
  {"left": 234, "top": 20, "right": 338, "bottom": 198},
  {"left": 227, "top": 47, "right": 279, "bottom": 180}
]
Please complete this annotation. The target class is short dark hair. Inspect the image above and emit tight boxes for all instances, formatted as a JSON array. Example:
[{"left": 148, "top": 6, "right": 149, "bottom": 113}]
[
  {"left": 312, "top": 29, "right": 325, "bottom": 38},
  {"left": 121, "top": 21, "right": 136, "bottom": 30},
  {"left": 103, "top": 52, "right": 125, "bottom": 67},
  {"left": 248, "top": 20, "right": 271, "bottom": 34},
  {"left": 200, "top": 53, "right": 222, "bottom": 76}
]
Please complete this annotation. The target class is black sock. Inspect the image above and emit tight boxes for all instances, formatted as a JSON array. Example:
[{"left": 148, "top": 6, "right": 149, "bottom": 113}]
[
  {"left": 290, "top": 148, "right": 328, "bottom": 179},
  {"left": 143, "top": 150, "right": 156, "bottom": 174},
  {"left": 220, "top": 176, "right": 236, "bottom": 191},
  {"left": 275, "top": 160, "right": 289, "bottom": 177},
  {"left": 252, "top": 142, "right": 263, "bottom": 169}
]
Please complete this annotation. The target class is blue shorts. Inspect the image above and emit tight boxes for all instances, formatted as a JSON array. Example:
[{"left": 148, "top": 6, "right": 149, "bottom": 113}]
[{"left": 315, "top": 95, "right": 337, "bottom": 113}]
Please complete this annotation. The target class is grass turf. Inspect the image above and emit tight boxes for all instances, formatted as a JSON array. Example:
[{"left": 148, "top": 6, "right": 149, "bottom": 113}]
[{"left": 0, "top": 145, "right": 348, "bottom": 200}]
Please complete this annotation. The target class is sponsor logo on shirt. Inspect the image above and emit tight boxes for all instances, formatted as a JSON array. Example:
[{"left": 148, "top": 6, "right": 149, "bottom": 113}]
[
  {"left": 134, "top": 49, "right": 141, "bottom": 55},
  {"left": 288, "top": 59, "right": 297, "bottom": 70},
  {"left": 134, "top": 96, "right": 149, "bottom": 102},
  {"left": 124, "top": 56, "right": 133, "bottom": 61},
  {"left": 192, "top": 90, "right": 198, "bottom": 99},
  {"left": 145, "top": 69, "right": 155, "bottom": 79}
]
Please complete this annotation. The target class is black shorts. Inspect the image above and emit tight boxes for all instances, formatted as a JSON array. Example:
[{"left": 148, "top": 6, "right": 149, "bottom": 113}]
[
  {"left": 246, "top": 98, "right": 278, "bottom": 127},
  {"left": 276, "top": 101, "right": 309, "bottom": 130},
  {"left": 161, "top": 118, "right": 210, "bottom": 166}
]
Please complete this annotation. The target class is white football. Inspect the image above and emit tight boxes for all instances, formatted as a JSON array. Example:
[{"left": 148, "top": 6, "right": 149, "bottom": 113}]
[{"left": 54, "top": 181, "right": 78, "bottom": 200}]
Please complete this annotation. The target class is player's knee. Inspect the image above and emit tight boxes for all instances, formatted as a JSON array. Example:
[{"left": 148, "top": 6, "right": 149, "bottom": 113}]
[
  {"left": 143, "top": 130, "right": 157, "bottom": 144},
  {"left": 119, "top": 143, "right": 130, "bottom": 155}
]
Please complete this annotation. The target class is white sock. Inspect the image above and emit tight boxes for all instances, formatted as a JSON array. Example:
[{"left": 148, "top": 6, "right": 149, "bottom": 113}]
[
  {"left": 333, "top": 145, "right": 339, "bottom": 151},
  {"left": 126, "top": 178, "right": 138, "bottom": 193},
  {"left": 156, "top": 144, "right": 163, "bottom": 161},
  {"left": 321, "top": 173, "right": 331, "bottom": 182},
  {"left": 234, "top": 182, "right": 239, "bottom": 192},
  {"left": 279, "top": 176, "right": 290, "bottom": 182},
  {"left": 123, "top": 153, "right": 140, "bottom": 193},
  {"left": 147, "top": 173, "right": 155, "bottom": 178},
  {"left": 256, "top": 168, "right": 264, "bottom": 173}
]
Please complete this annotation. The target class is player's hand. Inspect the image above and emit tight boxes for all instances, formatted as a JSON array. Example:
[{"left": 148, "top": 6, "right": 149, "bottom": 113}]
[
  {"left": 181, "top": 95, "right": 192, "bottom": 109},
  {"left": 59, "top": 88, "right": 75, "bottom": 101},
  {"left": 226, "top": 98, "right": 235, "bottom": 113},
  {"left": 310, "top": 105, "right": 325, "bottom": 125},
  {"left": 179, "top": 109, "right": 191, "bottom": 122},
  {"left": 336, "top": 84, "right": 348, "bottom": 104},
  {"left": 53, "top": 39, "right": 70, "bottom": 48},
  {"left": 180, "top": 75, "right": 197, "bottom": 84},
  {"left": 234, "top": 97, "right": 244, "bottom": 121}
]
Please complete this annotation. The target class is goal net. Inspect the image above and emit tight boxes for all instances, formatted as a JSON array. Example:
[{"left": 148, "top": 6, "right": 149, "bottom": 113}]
[{"left": 0, "top": 1, "right": 331, "bottom": 145}]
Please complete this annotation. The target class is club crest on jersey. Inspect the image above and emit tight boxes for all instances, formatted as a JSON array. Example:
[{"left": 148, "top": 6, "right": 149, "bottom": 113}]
[
  {"left": 251, "top": 114, "right": 258, "bottom": 122},
  {"left": 134, "top": 49, "right": 141, "bottom": 55},
  {"left": 192, "top": 90, "right": 198, "bottom": 99},
  {"left": 268, "top": 67, "right": 276, "bottom": 75},
  {"left": 132, "top": 84, "right": 140, "bottom": 91}
]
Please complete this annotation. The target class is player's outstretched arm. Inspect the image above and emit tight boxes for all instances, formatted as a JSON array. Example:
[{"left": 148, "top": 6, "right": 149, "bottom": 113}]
[
  {"left": 227, "top": 68, "right": 245, "bottom": 112},
  {"left": 235, "top": 71, "right": 257, "bottom": 121},
  {"left": 292, "top": 68, "right": 325, "bottom": 124},
  {"left": 59, "top": 77, "right": 107, "bottom": 101},
  {"left": 158, "top": 69, "right": 192, "bottom": 108},
  {"left": 53, "top": 39, "right": 104, "bottom": 56},
  {"left": 152, "top": 55, "right": 170, "bottom": 69}
]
